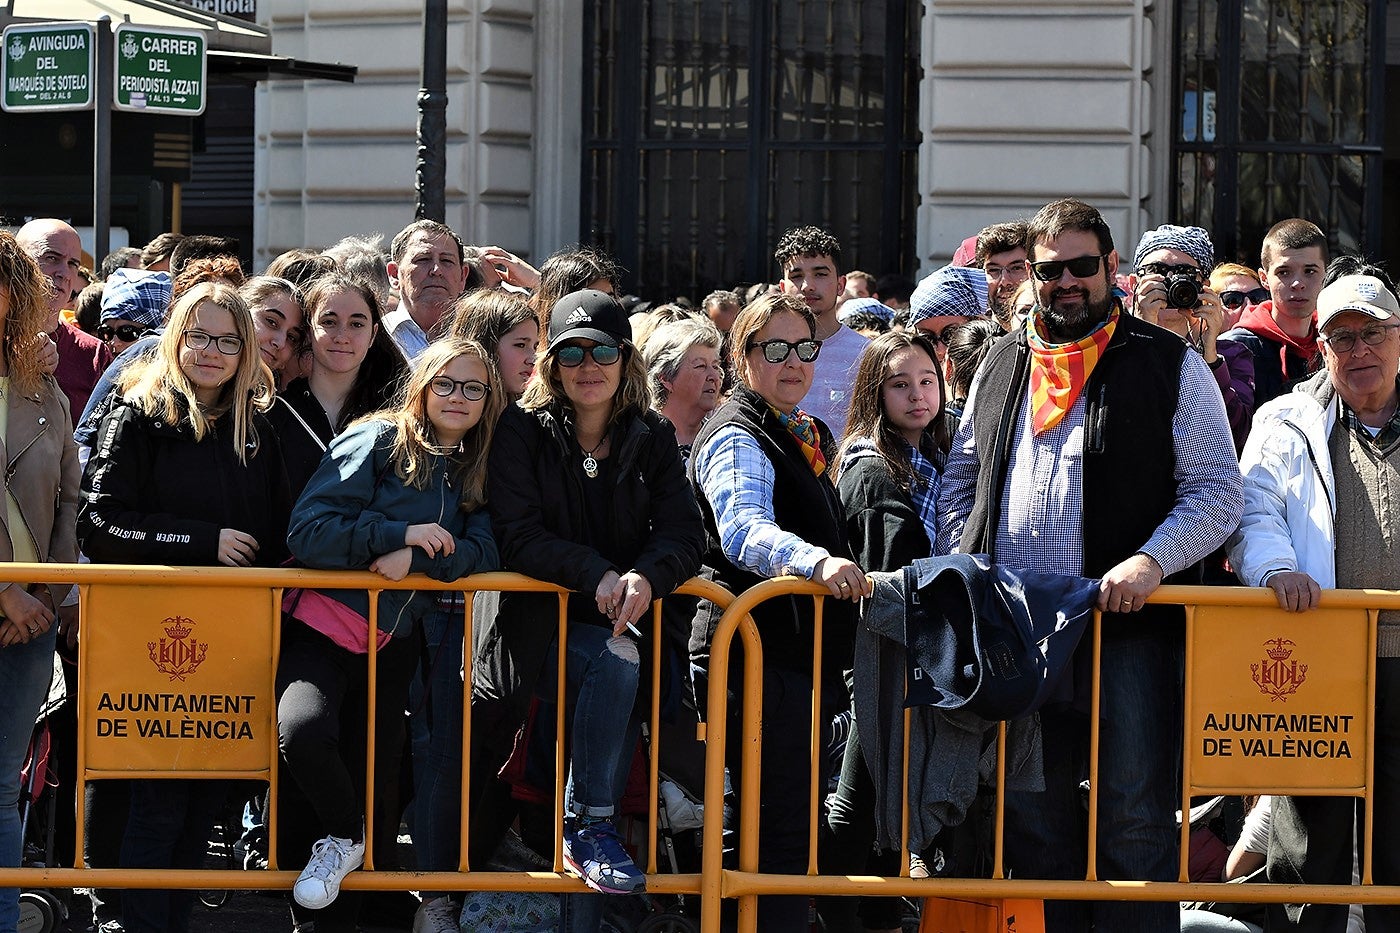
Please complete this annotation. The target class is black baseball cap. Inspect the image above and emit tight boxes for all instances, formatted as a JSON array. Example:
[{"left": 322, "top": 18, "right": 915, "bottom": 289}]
[{"left": 546, "top": 289, "right": 632, "bottom": 353}]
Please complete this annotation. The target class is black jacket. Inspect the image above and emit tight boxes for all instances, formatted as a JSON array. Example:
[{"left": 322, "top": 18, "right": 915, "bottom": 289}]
[
  {"left": 78, "top": 399, "right": 292, "bottom": 568},
  {"left": 266, "top": 379, "right": 336, "bottom": 503},
  {"left": 474, "top": 402, "right": 705, "bottom": 722},
  {"left": 835, "top": 449, "right": 932, "bottom": 575}
]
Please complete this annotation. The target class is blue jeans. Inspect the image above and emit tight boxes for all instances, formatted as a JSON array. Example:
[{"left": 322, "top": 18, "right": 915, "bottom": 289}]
[
  {"left": 410, "top": 607, "right": 466, "bottom": 873},
  {"left": 1003, "top": 615, "right": 1182, "bottom": 932},
  {"left": 541, "top": 624, "right": 642, "bottom": 933},
  {"left": 0, "top": 627, "right": 56, "bottom": 932}
]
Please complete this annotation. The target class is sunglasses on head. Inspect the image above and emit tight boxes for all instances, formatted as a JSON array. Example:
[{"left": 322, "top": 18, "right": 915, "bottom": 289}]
[
  {"left": 1029, "top": 254, "right": 1109, "bottom": 282},
  {"left": 96, "top": 324, "right": 142, "bottom": 343},
  {"left": 747, "top": 337, "right": 822, "bottom": 364},
  {"left": 1218, "top": 287, "right": 1271, "bottom": 309},
  {"left": 556, "top": 343, "right": 622, "bottom": 367}
]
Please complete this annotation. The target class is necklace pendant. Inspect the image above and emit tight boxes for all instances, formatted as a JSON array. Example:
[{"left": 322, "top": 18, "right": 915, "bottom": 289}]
[{"left": 582, "top": 455, "right": 599, "bottom": 478}]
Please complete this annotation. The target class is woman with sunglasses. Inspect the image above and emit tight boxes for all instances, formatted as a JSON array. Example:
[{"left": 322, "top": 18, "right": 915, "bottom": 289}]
[
  {"left": 78, "top": 281, "right": 291, "bottom": 933},
  {"left": 279, "top": 339, "right": 501, "bottom": 926},
  {"left": 481, "top": 289, "right": 703, "bottom": 927},
  {"left": 689, "top": 292, "right": 869, "bottom": 932},
  {"left": 1209, "top": 263, "right": 1270, "bottom": 330},
  {"left": 268, "top": 272, "right": 407, "bottom": 500}
]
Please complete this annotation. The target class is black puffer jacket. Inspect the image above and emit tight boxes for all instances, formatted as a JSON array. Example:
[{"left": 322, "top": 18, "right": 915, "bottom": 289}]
[
  {"left": 79, "top": 399, "right": 292, "bottom": 568},
  {"left": 474, "top": 402, "right": 705, "bottom": 723}
]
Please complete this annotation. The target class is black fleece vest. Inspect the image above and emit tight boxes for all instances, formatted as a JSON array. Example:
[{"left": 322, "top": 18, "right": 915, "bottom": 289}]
[
  {"left": 688, "top": 385, "right": 855, "bottom": 677},
  {"left": 961, "top": 313, "right": 1198, "bottom": 584}
]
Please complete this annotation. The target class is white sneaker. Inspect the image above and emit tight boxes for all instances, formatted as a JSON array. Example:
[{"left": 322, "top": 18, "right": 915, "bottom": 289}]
[
  {"left": 412, "top": 897, "right": 460, "bottom": 933},
  {"left": 292, "top": 835, "right": 365, "bottom": 910}
]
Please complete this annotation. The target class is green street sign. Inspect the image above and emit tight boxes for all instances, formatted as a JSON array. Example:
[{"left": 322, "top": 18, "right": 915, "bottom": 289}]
[
  {"left": 2, "top": 22, "right": 95, "bottom": 112},
  {"left": 113, "top": 24, "right": 205, "bottom": 116}
]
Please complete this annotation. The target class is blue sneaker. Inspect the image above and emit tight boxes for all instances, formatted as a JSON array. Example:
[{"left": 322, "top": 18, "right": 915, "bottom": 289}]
[{"left": 562, "top": 819, "right": 646, "bottom": 895}]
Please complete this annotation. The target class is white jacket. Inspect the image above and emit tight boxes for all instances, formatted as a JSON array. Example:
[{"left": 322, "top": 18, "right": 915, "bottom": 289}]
[{"left": 1226, "top": 372, "right": 1339, "bottom": 588}]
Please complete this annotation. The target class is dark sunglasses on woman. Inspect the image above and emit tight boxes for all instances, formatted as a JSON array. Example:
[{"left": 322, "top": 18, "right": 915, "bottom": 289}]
[
  {"left": 96, "top": 323, "right": 143, "bottom": 343},
  {"left": 1218, "top": 287, "right": 1271, "bottom": 310},
  {"left": 747, "top": 338, "right": 822, "bottom": 364},
  {"left": 556, "top": 344, "right": 622, "bottom": 367}
]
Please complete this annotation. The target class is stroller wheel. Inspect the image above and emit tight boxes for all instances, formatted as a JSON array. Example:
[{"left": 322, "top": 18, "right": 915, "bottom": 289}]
[
  {"left": 636, "top": 913, "right": 700, "bottom": 933},
  {"left": 17, "top": 891, "right": 61, "bottom": 933}
]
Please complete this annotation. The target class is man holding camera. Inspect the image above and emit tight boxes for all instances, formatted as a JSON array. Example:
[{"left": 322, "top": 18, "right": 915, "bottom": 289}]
[{"left": 1128, "top": 224, "right": 1256, "bottom": 452}]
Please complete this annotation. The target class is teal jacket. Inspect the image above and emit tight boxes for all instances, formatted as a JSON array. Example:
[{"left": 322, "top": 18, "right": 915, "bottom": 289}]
[{"left": 287, "top": 418, "right": 499, "bottom": 637}]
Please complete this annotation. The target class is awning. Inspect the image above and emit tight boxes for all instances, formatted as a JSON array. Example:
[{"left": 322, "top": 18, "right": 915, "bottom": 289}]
[{"left": 2, "top": 0, "right": 356, "bottom": 81}]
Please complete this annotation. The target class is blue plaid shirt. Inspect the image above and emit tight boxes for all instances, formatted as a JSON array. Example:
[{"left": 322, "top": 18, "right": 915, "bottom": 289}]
[
  {"left": 694, "top": 424, "right": 831, "bottom": 579},
  {"left": 936, "top": 351, "right": 1243, "bottom": 577}
]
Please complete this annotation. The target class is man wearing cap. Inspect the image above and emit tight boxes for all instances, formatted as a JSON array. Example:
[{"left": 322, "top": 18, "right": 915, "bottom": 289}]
[
  {"left": 937, "top": 198, "right": 1243, "bottom": 933},
  {"left": 1128, "top": 224, "right": 1255, "bottom": 452},
  {"left": 16, "top": 219, "right": 113, "bottom": 422},
  {"left": 96, "top": 268, "right": 171, "bottom": 357},
  {"left": 1228, "top": 273, "right": 1400, "bottom": 931},
  {"left": 908, "top": 264, "right": 990, "bottom": 361}
]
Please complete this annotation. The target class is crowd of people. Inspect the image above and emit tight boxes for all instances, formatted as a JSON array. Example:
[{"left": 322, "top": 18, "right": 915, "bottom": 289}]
[{"left": 0, "top": 197, "right": 1394, "bottom": 933}]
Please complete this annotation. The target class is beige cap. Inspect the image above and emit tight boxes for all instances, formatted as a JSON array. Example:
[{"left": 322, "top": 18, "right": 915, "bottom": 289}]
[{"left": 1317, "top": 274, "right": 1400, "bottom": 331}]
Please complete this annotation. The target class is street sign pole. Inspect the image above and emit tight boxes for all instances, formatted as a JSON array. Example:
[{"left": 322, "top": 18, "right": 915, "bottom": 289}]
[{"left": 94, "top": 17, "right": 112, "bottom": 262}]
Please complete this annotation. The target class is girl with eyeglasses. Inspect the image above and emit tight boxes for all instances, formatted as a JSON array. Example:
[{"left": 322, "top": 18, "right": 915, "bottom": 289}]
[
  {"left": 689, "top": 292, "right": 869, "bottom": 933},
  {"left": 479, "top": 289, "right": 704, "bottom": 927},
  {"left": 278, "top": 339, "right": 501, "bottom": 924},
  {"left": 77, "top": 280, "right": 292, "bottom": 933},
  {"left": 267, "top": 272, "right": 408, "bottom": 501}
]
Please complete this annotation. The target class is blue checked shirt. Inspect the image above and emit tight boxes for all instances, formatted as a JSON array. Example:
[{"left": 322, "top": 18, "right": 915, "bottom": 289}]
[
  {"left": 936, "top": 351, "right": 1243, "bottom": 577},
  {"left": 694, "top": 425, "right": 831, "bottom": 579}
]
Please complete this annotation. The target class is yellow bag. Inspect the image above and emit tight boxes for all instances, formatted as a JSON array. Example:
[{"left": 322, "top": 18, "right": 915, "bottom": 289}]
[{"left": 919, "top": 897, "right": 1045, "bottom": 933}]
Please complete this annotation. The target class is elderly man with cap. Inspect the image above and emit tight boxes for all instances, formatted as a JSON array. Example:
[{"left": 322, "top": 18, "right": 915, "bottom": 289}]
[
  {"left": 1227, "top": 273, "right": 1400, "bottom": 931},
  {"left": 1129, "top": 224, "right": 1255, "bottom": 452},
  {"left": 95, "top": 268, "right": 171, "bottom": 357},
  {"left": 908, "top": 264, "right": 990, "bottom": 360}
]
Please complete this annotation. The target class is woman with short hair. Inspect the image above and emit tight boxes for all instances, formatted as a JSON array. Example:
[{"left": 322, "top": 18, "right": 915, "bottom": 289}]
[{"left": 643, "top": 316, "right": 724, "bottom": 459}]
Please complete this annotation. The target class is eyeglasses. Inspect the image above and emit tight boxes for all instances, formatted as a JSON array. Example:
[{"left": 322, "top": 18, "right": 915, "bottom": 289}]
[
  {"left": 747, "top": 337, "right": 822, "bottom": 364},
  {"left": 429, "top": 376, "right": 491, "bottom": 400},
  {"left": 984, "top": 260, "right": 1029, "bottom": 281},
  {"left": 1136, "top": 262, "right": 1203, "bottom": 280},
  {"left": 1320, "top": 322, "right": 1400, "bottom": 354},
  {"left": 1029, "top": 254, "right": 1109, "bottom": 282},
  {"left": 96, "top": 324, "right": 142, "bottom": 343},
  {"left": 181, "top": 330, "right": 244, "bottom": 355},
  {"left": 556, "top": 343, "right": 622, "bottom": 367},
  {"left": 1219, "top": 287, "right": 1271, "bottom": 310}
]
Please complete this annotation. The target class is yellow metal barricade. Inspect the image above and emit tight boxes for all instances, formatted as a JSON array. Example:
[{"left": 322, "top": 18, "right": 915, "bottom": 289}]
[
  {"left": 697, "top": 578, "right": 1400, "bottom": 933},
  {"left": 0, "top": 564, "right": 732, "bottom": 902},
  {"left": 5, "top": 564, "right": 1400, "bottom": 930}
]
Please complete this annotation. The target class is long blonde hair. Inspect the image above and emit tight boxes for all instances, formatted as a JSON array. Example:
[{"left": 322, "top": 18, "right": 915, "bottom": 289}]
[
  {"left": 0, "top": 232, "right": 52, "bottom": 396},
  {"left": 371, "top": 337, "right": 503, "bottom": 512},
  {"left": 120, "top": 281, "right": 273, "bottom": 462}
]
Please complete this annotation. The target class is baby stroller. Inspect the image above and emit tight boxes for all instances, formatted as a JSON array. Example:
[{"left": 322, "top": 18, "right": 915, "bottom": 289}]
[{"left": 16, "top": 653, "right": 70, "bottom": 933}]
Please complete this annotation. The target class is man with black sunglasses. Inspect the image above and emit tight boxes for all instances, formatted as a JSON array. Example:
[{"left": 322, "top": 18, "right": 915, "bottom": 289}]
[
  {"left": 938, "top": 198, "right": 1243, "bottom": 933},
  {"left": 775, "top": 225, "right": 869, "bottom": 439}
]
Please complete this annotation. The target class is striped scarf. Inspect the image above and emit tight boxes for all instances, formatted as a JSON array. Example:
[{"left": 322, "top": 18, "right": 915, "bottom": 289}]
[
  {"left": 773, "top": 406, "right": 826, "bottom": 477},
  {"left": 1027, "top": 307, "right": 1119, "bottom": 435}
]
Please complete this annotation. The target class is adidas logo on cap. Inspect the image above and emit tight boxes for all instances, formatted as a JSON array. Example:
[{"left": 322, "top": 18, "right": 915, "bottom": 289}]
[{"left": 565, "top": 308, "right": 593, "bottom": 326}]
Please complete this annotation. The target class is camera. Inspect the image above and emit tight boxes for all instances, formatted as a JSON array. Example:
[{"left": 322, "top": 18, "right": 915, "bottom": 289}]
[{"left": 1163, "top": 270, "right": 1201, "bottom": 310}]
